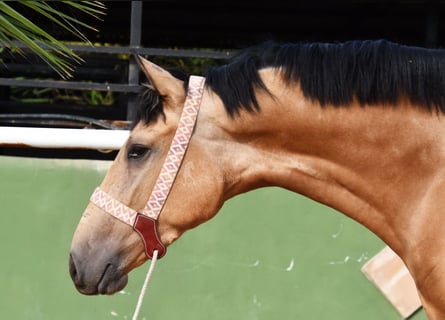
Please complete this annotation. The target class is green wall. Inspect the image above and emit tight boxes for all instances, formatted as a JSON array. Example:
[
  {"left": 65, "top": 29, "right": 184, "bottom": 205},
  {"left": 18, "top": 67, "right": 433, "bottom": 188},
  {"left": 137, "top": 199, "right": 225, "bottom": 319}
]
[{"left": 0, "top": 156, "right": 426, "bottom": 319}]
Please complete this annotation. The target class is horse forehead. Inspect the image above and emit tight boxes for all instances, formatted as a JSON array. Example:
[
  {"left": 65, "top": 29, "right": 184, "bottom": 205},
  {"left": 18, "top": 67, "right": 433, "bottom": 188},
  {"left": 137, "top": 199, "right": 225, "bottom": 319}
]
[{"left": 131, "top": 117, "right": 178, "bottom": 141}]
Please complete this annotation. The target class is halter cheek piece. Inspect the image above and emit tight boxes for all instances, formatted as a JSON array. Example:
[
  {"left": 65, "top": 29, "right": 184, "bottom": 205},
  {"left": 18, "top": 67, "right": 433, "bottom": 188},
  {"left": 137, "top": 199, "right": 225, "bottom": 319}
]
[{"left": 89, "top": 76, "right": 206, "bottom": 259}]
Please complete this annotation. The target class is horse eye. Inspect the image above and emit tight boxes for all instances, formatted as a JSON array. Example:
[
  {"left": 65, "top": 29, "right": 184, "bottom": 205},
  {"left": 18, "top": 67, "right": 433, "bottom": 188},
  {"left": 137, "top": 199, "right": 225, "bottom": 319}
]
[{"left": 127, "top": 145, "right": 150, "bottom": 160}]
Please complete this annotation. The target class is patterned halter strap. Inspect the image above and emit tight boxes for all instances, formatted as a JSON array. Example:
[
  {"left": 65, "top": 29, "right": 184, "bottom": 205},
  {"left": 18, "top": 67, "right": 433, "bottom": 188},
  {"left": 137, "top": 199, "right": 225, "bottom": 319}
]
[{"left": 89, "top": 75, "right": 206, "bottom": 259}]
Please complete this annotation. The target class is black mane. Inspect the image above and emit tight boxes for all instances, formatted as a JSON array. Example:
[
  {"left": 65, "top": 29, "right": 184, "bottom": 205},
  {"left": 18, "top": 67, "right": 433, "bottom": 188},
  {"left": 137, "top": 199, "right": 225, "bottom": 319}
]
[
  {"left": 205, "top": 40, "right": 445, "bottom": 116},
  {"left": 134, "top": 40, "right": 445, "bottom": 125}
]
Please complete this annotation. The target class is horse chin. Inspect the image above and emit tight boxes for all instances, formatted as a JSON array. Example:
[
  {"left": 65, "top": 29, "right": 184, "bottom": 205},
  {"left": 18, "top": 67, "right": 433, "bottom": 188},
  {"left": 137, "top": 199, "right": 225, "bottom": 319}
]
[
  {"left": 79, "top": 275, "right": 128, "bottom": 296},
  {"left": 96, "top": 264, "right": 129, "bottom": 295}
]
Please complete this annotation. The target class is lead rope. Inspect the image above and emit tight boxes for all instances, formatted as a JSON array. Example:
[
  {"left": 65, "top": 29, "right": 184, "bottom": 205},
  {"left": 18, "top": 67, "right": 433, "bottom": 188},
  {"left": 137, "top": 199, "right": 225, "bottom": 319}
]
[
  {"left": 132, "top": 249, "right": 159, "bottom": 320},
  {"left": 90, "top": 76, "right": 205, "bottom": 318}
]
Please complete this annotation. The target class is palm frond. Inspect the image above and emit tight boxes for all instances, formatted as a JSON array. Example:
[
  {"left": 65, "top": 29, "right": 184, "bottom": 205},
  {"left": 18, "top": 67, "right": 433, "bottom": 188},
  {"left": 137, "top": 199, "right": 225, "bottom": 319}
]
[{"left": 0, "top": 1, "right": 105, "bottom": 79}]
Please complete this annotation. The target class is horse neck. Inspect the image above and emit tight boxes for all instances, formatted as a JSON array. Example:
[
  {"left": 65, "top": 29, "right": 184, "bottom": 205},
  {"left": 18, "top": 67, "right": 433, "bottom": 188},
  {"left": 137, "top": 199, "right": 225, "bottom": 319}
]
[{"left": 201, "top": 68, "right": 445, "bottom": 256}]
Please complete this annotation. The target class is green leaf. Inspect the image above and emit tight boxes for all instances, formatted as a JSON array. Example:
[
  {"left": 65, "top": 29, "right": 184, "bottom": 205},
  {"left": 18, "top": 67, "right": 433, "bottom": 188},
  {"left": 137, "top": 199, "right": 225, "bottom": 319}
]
[
  {"left": 22, "top": 1, "right": 101, "bottom": 43},
  {"left": 0, "top": 15, "right": 72, "bottom": 78},
  {"left": 0, "top": 1, "right": 105, "bottom": 78}
]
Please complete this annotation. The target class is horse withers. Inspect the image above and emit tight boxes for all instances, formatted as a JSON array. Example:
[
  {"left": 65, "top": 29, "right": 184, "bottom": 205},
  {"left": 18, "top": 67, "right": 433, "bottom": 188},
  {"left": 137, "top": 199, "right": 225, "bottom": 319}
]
[{"left": 69, "top": 40, "right": 445, "bottom": 319}]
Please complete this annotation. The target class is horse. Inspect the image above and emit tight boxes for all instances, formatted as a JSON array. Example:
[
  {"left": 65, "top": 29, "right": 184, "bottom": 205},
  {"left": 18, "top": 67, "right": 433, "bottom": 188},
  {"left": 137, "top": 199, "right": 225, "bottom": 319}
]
[{"left": 69, "top": 40, "right": 445, "bottom": 319}]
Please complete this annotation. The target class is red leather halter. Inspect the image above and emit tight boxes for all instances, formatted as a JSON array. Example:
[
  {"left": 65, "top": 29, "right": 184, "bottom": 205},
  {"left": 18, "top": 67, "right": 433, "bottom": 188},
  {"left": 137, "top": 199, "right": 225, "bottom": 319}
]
[{"left": 90, "top": 76, "right": 206, "bottom": 259}]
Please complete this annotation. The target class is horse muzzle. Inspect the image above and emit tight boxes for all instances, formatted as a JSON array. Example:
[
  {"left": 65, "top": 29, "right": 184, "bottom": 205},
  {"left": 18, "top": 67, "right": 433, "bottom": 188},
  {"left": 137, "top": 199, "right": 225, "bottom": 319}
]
[{"left": 69, "top": 250, "right": 128, "bottom": 295}]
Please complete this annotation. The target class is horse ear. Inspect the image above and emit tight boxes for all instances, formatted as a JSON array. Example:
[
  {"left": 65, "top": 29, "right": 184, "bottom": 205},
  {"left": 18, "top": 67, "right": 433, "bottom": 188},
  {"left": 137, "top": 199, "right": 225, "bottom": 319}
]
[{"left": 136, "top": 56, "right": 185, "bottom": 108}]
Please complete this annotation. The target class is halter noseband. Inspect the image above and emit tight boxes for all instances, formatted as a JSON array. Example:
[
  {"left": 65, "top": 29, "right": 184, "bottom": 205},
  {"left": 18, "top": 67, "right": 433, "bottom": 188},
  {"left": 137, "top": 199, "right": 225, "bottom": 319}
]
[{"left": 89, "top": 75, "right": 206, "bottom": 259}]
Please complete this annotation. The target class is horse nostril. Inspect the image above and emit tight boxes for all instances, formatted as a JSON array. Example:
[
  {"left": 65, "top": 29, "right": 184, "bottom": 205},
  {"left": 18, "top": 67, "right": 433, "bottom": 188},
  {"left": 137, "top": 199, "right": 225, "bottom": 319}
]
[
  {"left": 68, "top": 251, "right": 100, "bottom": 295},
  {"left": 69, "top": 253, "right": 79, "bottom": 282}
]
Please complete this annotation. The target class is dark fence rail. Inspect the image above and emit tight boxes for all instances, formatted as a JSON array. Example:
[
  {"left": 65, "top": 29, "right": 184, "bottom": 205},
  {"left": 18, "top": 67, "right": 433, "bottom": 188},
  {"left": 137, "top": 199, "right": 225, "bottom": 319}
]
[{"left": 0, "top": 2, "right": 232, "bottom": 128}]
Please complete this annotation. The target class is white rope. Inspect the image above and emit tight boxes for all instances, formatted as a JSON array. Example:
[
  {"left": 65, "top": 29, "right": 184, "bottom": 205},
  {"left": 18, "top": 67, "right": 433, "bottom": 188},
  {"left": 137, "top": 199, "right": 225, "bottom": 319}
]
[{"left": 132, "top": 250, "right": 159, "bottom": 320}]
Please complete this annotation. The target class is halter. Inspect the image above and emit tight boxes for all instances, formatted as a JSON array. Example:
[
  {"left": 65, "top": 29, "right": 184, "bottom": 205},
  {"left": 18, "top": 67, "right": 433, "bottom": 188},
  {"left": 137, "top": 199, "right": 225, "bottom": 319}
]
[{"left": 89, "top": 75, "right": 206, "bottom": 259}]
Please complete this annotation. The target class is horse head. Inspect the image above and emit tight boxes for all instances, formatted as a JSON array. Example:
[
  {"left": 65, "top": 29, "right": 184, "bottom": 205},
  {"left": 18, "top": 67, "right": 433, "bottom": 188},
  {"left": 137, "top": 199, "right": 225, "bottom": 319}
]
[{"left": 69, "top": 58, "right": 229, "bottom": 295}]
